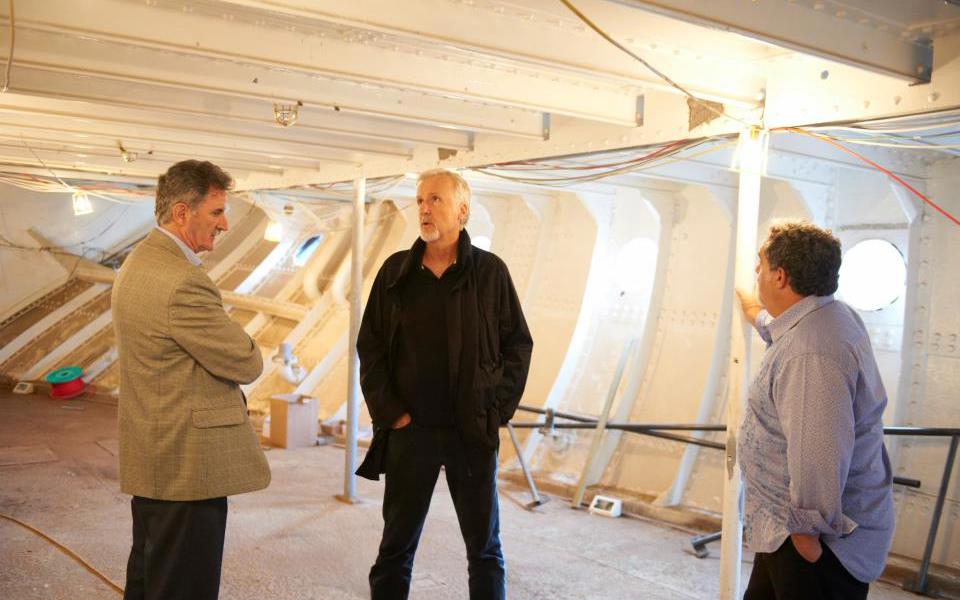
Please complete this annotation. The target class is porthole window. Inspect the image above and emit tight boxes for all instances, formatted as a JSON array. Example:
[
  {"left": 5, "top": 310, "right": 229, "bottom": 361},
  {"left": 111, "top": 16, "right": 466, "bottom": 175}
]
[
  {"left": 614, "top": 238, "right": 658, "bottom": 294},
  {"left": 837, "top": 239, "right": 906, "bottom": 311},
  {"left": 294, "top": 234, "right": 324, "bottom": 267}
]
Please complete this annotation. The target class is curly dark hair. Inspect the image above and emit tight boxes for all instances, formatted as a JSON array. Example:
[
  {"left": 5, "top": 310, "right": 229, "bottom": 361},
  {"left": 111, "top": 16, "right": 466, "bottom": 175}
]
[
  {"left": 155, "top": 160, "right": 233, "bottom": 225},
  {"left": 763, "top": 220, "right": 842, "bottom": 296}
]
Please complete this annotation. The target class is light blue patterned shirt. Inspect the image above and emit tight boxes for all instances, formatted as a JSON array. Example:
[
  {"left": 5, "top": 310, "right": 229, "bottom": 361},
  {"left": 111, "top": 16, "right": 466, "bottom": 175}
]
[{"left": 738, "top": 295, "right": 895, "bottom": 583}]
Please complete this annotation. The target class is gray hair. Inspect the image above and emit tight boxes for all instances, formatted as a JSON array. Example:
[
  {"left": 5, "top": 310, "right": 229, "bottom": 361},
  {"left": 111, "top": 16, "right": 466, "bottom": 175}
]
[
  {"left": 155, "top": 160, "right": 233, "bottom": 224},
  {"left": 417, "top": 168, "right": 471, "bottom": 229}
]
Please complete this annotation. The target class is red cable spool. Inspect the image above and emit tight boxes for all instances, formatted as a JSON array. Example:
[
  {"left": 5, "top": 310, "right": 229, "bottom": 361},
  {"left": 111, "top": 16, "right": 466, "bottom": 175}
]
[{"left": 45, "top": 366, "right": 86, "bottom": 400}]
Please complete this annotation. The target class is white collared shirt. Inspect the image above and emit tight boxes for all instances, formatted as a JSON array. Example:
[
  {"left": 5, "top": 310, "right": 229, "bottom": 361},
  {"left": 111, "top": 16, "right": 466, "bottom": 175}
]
[{"left": 155, "top": 226, "right": 202, "bottom": 266}]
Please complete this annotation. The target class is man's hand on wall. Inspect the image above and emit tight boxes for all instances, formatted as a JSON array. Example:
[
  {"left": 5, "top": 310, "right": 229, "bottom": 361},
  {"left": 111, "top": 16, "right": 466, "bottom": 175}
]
[{"left": 735, "top": 288, "right": 763, "bottom": 327}]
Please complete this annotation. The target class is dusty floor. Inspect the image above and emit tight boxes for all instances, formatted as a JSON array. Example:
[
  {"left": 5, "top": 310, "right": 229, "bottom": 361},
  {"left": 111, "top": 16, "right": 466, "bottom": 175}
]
[{"left": 0, "top": 392, "right": 920, "bottom": 599}]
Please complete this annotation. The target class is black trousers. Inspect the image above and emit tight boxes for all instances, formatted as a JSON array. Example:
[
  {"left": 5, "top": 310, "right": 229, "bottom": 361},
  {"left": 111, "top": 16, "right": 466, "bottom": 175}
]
[
  {"left": 744, "top": 538, "right": 868, "bottom": 600},
  {"left": 369, "top": 425, "right": 505, "bottom": 600},
  {"left": 123, "top": 495, "right": 228, "bottom": 600}
]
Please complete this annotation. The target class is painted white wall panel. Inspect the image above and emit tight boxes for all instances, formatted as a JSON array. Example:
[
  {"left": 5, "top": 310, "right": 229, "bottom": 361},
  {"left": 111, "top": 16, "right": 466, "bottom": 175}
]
[
  {"left": 888, "top": 156, "right": 960, "bottom": 568},
  {"left": 600, "top": 185, "right": 731, "bottom": 496},
  {"left": 530, "top": 187, "right": 664, "bottom": 486}
]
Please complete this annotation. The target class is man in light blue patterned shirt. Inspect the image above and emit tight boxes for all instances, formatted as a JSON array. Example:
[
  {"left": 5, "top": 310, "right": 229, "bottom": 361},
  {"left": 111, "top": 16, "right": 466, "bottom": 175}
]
[{"left": 736, "top": 220, "right": 894, "bottom": 600}]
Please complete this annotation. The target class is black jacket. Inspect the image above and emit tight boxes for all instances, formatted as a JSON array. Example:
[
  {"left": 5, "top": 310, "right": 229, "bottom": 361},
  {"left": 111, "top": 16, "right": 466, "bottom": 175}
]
[{"left": 355, "top": 230, "right": 533, "bottom": 480}]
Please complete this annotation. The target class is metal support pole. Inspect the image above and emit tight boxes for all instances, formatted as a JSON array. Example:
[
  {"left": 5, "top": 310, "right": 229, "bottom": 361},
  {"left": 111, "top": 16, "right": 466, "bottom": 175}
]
[
  {"left": 720, "top": 127, "right": 765, "bottom": 600},
  {"left": 692, "top": 531, "right": 723, "bottom": 559},
  {"left": 338, "top": 176, "right": 365, "bottom": 504},
  {"left": 507, "top": 423, "right": 546, "bottom": 509},
  {"left": 571, "top": 338, "right": 637, "bottom": 509},
  {"left": 908, "top": 434, "right": 959, "bottom": 595}
]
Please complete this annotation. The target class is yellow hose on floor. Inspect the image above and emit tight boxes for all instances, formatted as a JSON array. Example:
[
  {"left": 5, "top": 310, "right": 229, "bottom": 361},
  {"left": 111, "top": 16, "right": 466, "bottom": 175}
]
[{"left": 0, "top": 512, "right": 124, "bottom": 595}]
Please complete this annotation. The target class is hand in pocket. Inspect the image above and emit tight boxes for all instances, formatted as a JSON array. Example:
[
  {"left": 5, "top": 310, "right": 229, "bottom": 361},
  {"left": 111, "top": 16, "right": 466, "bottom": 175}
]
[{"left": 790, "top": 533, "right": 823, "bottom": 563}]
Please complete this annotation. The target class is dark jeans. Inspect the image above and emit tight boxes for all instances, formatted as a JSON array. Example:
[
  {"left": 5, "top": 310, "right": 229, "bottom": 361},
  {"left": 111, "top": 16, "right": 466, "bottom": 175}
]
[
  {"left": 124, "top": 496, "right": 228, "bottom": 600},
  {"left": 744, "top": 538, "right": 868, "bottom": 600},
  {"left": 369, "top": 425, "right": 505, "bottom": 600}
]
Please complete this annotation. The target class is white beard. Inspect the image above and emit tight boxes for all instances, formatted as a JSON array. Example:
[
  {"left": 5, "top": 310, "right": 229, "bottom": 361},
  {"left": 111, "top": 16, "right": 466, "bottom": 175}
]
[{"left": 419, "top": 227, "right": 439, "bottom": 243}]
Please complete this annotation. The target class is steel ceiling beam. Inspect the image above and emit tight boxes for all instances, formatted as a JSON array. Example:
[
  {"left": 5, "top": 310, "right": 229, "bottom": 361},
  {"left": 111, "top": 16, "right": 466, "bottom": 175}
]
[
  {"left": 210, "top": 0, "right": 766, "bottom": 107},
  {"left": 0, "top": 165, "right": 156, "bottom": 186},
  {"left": 0, "top": 33, "right": 546, "bottom": 140},
  {"left": 763, "top": 32, "right": 960, "bottom": 128},
  {"left": 0, "top": 117, "right": 376, "bottom": 168},
  {"left": 0, "top": 120, "right": 360, "bottom": 179},
  {"left": 613, "top": 0, "right": 935, "bottom": 82},
  {"left": 0, "top": 129, "right": 318, "bottom": 171},
  {"left": 234, "top": 91, "right": 751, "bottom": 190},
  {"left": 8, "top": 0, "right": 640, "bottom": 127},
  {"left": 0, "top": 94, "right": 413, "bottom": 160},
  {"left": 0, "top": 139, "right": 285, "bottom": 178},
  {"left": 7, "top": 66, "right": 475, "bottom": 151}
]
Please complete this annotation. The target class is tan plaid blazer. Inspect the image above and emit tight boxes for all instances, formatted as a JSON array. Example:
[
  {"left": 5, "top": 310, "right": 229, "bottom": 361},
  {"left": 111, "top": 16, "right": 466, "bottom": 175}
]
[{"left": 112, "top": 229, "right": 270, "bottom": 500}]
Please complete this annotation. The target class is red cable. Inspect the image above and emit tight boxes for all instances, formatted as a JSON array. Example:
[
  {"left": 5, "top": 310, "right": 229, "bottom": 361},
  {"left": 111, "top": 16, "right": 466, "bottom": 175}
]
[{"left": 788, "top": 128, "right": 960, "bottom": 227}]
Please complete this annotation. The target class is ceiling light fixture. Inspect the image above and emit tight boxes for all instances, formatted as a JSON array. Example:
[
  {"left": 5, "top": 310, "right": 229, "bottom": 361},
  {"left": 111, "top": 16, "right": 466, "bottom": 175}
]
[
  {"left": 118, "top": 141, "right": 139, "bottom": 163},
  {"left": 72, "top": 190, "right": 93, "bottom": 216},
  {"left": 730, "top": 126, "right": 769, "bottom": 176},
  {"left": 273, "top": 101, "right": 302, "bottom": 127}
]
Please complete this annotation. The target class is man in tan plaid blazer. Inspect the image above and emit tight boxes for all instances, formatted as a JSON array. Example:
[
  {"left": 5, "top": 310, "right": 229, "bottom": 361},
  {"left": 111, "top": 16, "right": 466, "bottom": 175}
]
[{"left": 112, "top": 160, "right": 270, "bottom": 600}]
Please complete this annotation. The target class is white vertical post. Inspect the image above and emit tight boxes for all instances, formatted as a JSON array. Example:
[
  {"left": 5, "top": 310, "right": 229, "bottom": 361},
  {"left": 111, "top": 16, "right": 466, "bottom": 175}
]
[
  {"left": 719, "top": 127, "right": 766, "bottom": 599},
  {"left": 340, "top": 176, "right": 366, "bottom": 504}
]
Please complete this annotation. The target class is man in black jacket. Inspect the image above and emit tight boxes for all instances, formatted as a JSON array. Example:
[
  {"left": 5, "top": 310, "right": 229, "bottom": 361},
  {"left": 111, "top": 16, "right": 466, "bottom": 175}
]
[{"left": 356, "top": 168, "right": 533, "bottom": 600}]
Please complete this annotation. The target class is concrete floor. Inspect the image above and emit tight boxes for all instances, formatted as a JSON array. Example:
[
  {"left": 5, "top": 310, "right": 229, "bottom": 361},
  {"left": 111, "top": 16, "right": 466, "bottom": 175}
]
[{"left": 0, "top": 392, "right": 920, "bottom": 599}]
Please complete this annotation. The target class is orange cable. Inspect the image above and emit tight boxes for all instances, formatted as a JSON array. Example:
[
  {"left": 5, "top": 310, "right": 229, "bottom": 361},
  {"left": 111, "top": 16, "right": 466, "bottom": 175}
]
[{"left": 786, "top": 127, "right": 960, "bottom": 228}]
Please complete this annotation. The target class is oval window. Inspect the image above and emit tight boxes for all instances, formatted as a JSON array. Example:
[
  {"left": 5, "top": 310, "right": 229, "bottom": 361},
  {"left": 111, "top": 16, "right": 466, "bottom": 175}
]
[
  {"left": 614, "top": 238, "right": 658, "bottom": 294},
  {"left": 473, "top": 235, "right": 492, "bottom": 251},
  {"left": 837, "top": 239, "right": 906, "bottom": 311},
  {"left": 294, "top": 234, "right": 325, "bottom": 266}
]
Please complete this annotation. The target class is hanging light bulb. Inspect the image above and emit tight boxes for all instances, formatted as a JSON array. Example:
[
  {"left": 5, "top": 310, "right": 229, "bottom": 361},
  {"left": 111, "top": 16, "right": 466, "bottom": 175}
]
[
  {"left": 730, "top": 126, "right": 770, "bottom": 176},
  {"left": 273, "top": 101, "right": 301, "bottom": 127},
  {"left": 72, "top": 191, "right": 93, "bottom": 216},
  {"left": 264, "top": 220, "right": 283, "bottom": 242}
]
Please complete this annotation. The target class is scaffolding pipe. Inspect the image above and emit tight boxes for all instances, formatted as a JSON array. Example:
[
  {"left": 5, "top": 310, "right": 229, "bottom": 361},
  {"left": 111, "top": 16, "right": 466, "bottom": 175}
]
[{"left": 340, "top": 176, "right": 365, "bottom": 504}]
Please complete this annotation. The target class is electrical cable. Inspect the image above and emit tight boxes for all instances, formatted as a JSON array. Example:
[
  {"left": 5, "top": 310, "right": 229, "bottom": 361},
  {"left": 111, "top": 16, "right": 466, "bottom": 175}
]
[
  {"left": 483, "top": 139, "right": 701, "bottom": 173},
  {"left": 557, "top": 0, "right": 749, "bottom": 127},
  {"left": 825, "top": 138, "right": 960, "bottom": 152},
  {"left": 319, "top": 199, "right": 416, "bottom": 234},
  {"left": 846, "top": 109, "right": 960, "bottom": 132},
  {"left": 0, "top": 512, "right": 124, "bottom": 595},
  {"left": 786, "top": 127, "right": 960, "bottom": 227},
  {"left": 19, "top": 137, "right": 142, "bottom": 205},
  {"left": 472, "top": 137, "right": 730, "bottom": 186},
  {"left": 916, "top": 130, "right": 960, "bottom": 140},
  {"left": 0, "top": 194, "right": 133, "bottom": 264},
  {"left": 840, "top": 122, "right": 960, "bottom": 134},
  {"left": 0, "top": 172, "right": 155, "bottom": 196},
  {"left": 302, "top": 174, "right": 405, "bottom": 198},
  {"left": 805, "top": 119, "right": 960, "bottom": 158},
  {"left": 807, "top": 125, "right": 960, "bottom": 152},
  {"left": 1, "top": 0, "right": 13, "bottom": 93},
  {"left": 491, "top": 139, "right": 694, "bottom": 171},
  {"left": 252, "top": 190, "right": 413, "bottom": 237}
]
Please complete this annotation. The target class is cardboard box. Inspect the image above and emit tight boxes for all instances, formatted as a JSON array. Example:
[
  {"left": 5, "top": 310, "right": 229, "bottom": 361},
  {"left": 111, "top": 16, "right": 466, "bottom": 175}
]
[{"left": 269, "top": 394, "right": 319, "bottom": 449}]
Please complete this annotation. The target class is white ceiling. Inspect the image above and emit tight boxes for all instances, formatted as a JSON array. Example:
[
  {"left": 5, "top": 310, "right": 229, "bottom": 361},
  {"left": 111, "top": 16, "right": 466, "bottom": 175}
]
[{"left": 0, "top": 0, "right": 957, "bottom": 190}]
